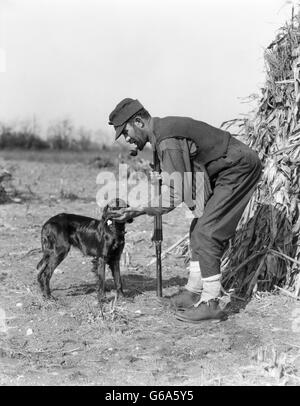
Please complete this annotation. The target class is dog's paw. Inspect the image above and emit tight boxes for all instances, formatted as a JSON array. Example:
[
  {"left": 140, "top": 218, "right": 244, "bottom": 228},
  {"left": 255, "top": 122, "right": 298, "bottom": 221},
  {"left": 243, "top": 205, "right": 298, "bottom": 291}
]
[
  {"left": 97, "top": 295, "right": 109, "bottom": 305},
  {"left": 43, "top": 294, "right": 57, "bottom": 302},
  {"left": 117, "top": 290, "right": 125, "bottom": 298}
]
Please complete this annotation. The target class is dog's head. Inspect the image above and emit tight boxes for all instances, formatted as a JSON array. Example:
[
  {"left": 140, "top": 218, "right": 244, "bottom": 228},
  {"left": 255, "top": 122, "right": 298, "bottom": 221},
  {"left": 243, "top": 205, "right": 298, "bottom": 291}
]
[{"left": 101, "top": 198, "right": 133, "bottom": 224}]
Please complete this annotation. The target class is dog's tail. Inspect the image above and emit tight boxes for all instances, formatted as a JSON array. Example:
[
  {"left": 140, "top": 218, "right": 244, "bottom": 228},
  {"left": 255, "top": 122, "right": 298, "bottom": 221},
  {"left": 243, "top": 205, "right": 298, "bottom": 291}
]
[
  {"left": 20, "top": 247, "right": 42, "bottom": 259},
  {"left": 37, "top": 255, "right": 49, "bottom": 272}
]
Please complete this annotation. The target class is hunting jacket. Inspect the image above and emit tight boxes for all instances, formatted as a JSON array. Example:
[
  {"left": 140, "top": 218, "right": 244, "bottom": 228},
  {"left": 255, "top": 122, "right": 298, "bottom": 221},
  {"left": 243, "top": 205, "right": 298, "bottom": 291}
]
[{"left": 146, "top": 116, "right": 231, "bottom": 216}]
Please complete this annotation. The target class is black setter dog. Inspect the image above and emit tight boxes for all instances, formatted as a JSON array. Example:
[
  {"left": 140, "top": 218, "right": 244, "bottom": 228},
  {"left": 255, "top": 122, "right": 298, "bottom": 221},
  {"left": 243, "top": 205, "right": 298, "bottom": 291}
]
[{"left": 36, "top": 199, "right": 132, "bottom": 303}]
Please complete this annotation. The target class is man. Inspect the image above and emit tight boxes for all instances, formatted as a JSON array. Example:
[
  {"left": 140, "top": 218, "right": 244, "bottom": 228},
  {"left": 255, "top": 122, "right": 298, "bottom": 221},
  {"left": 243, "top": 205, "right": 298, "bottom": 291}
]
[{"left": 107, "top": 98, "right": 262, "bottom": 323}]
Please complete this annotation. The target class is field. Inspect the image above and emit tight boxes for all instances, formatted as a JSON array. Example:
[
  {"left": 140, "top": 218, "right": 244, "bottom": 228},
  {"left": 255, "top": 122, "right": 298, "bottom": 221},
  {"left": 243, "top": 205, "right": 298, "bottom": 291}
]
[{"left": 0, "top": 149, "right": 300, "bottom": 386}]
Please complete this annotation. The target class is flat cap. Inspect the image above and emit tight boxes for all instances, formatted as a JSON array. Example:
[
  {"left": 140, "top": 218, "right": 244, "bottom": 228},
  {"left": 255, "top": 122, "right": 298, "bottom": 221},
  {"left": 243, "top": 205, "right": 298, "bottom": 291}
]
[{"left": 108, "top": 98, "right": 144, "bottom": 140}]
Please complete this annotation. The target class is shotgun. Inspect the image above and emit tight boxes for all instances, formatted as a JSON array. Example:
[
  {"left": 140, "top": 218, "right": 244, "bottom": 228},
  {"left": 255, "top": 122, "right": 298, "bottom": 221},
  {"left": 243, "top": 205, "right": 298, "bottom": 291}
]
[{"left": 152, "top": 146, "right": 163, "bottom": 297}]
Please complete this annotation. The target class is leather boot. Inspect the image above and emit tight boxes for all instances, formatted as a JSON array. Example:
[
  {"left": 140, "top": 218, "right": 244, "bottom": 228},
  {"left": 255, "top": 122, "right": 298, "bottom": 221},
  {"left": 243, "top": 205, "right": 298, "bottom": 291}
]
[
  {"left": 175, "top": 299, "right": 227, "bottom": 323},
  {"left": 170, "top": 289, "right": 202, "bottom": 309}
]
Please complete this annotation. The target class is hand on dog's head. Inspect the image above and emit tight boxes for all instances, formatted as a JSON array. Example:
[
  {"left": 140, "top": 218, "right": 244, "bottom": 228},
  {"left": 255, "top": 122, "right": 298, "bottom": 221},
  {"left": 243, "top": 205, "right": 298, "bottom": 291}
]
[{"left": 101, "top": 198, "right": 133, "bottom": 224}]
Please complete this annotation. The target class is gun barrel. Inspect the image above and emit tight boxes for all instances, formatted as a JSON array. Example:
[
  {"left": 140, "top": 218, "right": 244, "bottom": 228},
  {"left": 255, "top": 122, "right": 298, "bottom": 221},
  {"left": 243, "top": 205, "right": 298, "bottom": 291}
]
[
  {"left": 152, "top": 147, "right": 163, "bottom": 296},
  {"left": 155, "top": 241, "right": 163, "bottom": 297}
]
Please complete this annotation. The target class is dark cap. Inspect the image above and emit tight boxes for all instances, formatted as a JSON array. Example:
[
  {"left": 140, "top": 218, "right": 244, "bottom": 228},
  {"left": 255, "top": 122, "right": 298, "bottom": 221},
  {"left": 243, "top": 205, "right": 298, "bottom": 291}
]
[{"left": 108, "top": 98, "right": 144, "bottom": 140}]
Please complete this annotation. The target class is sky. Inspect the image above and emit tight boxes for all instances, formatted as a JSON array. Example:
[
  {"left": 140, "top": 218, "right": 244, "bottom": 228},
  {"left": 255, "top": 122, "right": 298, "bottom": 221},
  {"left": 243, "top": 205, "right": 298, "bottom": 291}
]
[{"left": 0, "top": 0, "right": 298, "bottom": 142}]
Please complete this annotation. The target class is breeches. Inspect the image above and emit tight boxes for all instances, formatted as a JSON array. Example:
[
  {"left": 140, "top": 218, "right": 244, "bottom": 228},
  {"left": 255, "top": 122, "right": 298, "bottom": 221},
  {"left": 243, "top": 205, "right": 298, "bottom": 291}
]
[{"left": 190, "top": 136, "right": 262, "bottom": 278}]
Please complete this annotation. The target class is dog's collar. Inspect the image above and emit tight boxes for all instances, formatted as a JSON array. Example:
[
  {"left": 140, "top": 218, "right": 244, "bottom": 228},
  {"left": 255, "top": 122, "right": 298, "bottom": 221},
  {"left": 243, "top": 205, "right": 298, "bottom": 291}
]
[{"left": 105, "top": 219, "right": 126, "bottom": 235}]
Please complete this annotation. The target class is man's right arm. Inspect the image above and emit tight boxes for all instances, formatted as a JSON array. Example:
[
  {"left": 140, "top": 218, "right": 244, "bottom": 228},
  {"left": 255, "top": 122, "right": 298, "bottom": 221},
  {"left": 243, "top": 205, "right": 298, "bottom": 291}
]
[{"left": 142, "top": 138, "right": 194, "bottom": 215}]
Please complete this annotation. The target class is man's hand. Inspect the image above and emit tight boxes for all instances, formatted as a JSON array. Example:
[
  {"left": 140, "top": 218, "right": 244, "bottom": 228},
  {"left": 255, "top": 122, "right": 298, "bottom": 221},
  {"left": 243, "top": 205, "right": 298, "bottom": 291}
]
[
  {"left": 107, "top": 207, "right": 145, "bottom": 222},
  {"left": 150, "top": 170, "right": 162, "bottom": 184}
]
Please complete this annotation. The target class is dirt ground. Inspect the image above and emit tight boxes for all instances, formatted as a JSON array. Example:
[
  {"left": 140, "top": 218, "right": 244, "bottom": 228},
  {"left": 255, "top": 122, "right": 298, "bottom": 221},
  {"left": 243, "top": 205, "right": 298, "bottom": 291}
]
[{"left": 0, "top": 151, "right": 300, "bottom": 386}]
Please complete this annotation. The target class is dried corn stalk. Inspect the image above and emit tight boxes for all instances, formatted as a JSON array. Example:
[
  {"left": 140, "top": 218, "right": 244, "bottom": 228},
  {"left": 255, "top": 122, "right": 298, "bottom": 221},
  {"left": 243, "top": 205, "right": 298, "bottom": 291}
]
[{"left": 221, "top": 10, "right": 300, "bottom": 296}]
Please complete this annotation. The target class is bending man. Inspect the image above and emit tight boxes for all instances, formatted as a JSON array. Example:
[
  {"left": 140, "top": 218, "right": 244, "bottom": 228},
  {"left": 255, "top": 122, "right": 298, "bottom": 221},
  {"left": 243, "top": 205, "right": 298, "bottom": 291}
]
[{"left": 107, "top": 98, "right": 262, "bottom": 323}]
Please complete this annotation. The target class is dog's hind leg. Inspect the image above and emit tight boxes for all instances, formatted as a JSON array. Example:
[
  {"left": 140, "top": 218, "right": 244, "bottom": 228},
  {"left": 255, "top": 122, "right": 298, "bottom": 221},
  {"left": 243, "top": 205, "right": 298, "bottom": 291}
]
[
  {"left": 37, "top": 249, "right": 69, "bottom": 299},
  {"left": 109, "top": 259, "right": 124, "bottom": 298},
  {"left": 37, "top": 253, "right": 50, "bottom": 295}
]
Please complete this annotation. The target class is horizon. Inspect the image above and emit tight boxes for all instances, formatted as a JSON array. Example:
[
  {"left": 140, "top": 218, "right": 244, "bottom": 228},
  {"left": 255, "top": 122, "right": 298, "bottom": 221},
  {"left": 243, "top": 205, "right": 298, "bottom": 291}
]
[{"left": 0, "top": 0, "right": 298, "bottom": 144}]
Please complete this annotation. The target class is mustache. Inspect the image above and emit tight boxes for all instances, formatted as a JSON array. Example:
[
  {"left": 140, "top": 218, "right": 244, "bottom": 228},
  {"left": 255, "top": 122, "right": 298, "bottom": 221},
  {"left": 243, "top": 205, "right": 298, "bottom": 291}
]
[{"left": 129, "top": 148, "right": 138, "bottom": 156}]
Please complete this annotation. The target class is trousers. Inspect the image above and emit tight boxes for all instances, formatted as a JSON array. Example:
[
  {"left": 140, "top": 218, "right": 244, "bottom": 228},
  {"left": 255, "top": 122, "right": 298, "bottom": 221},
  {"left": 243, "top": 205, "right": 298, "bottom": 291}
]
[{"left": 190, "top": 136, "right": 263, "bottom": 278}]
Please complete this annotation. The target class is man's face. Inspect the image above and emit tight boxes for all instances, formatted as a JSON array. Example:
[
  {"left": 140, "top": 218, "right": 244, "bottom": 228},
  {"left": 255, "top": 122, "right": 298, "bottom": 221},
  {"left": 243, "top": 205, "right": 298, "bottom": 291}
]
[{"left": 122, "top": 121, "right": 148, "bottom": 152}]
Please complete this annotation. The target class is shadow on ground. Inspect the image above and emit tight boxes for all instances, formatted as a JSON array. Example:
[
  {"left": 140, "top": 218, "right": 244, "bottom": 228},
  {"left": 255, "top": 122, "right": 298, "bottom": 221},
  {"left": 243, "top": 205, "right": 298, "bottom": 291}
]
[
  {"left": 51, "top": 274, "right": 188, "bottom": 298},
  {"left": 51, "top": 273, "right": 251, "bottom": 317}
]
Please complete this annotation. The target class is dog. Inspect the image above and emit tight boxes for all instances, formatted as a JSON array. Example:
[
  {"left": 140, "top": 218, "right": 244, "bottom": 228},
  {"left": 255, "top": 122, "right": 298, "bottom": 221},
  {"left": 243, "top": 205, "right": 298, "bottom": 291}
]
[{"left": 36, "top": 199, "right": 132, "bottom": 303}]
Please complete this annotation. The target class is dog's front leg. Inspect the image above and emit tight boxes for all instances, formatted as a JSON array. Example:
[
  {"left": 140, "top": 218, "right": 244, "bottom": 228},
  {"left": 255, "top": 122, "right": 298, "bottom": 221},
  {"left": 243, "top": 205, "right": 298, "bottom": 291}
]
[
  {"left": 109, "top": 259, "right": 124, "bottom": 298},
  {"left": 96, "top": 257, "right": 106, "bottom": 303}
]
